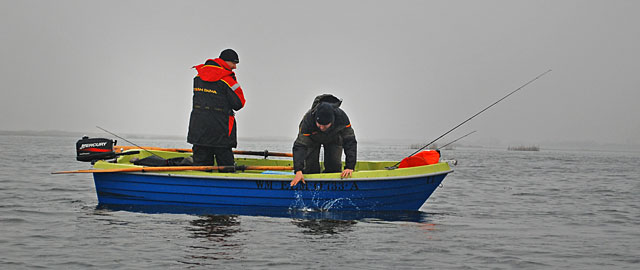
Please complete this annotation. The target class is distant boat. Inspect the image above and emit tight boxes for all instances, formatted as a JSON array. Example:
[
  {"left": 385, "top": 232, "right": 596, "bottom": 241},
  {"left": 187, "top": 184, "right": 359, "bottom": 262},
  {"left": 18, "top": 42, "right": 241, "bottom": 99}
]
[
  {"left": 67, "top": 146, "right": 453, "bottom": 213},
  {"left": 508, "top": 145, "right": 540, "bottom": 151}
]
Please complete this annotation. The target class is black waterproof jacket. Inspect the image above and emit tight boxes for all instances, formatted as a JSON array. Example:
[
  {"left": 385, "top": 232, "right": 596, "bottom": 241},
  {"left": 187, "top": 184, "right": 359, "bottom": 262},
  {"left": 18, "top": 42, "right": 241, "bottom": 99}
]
[
  {"left": 187, "top": 58, "right": 245, "bottom": 148},
  {"left": 293, "top": 103, "right": 357, "bottom": 172}
]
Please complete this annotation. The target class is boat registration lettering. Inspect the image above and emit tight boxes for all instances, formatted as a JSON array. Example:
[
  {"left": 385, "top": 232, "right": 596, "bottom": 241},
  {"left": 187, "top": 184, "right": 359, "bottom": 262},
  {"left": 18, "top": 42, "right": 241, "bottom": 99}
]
[{"left": 255, "top": 181, "right": 359, "bottom": 191}]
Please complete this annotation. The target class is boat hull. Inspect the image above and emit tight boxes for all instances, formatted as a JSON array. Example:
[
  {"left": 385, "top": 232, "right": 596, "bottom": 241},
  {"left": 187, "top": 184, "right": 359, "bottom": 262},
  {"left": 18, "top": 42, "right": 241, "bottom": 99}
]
[{"left": 93, "top": 170, "right": 449, "bottom": 212}]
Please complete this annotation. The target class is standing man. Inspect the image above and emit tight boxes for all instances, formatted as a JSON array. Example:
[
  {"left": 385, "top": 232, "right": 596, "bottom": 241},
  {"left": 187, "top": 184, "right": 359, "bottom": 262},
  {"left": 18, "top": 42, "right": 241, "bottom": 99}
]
[
  {"left": 290, "top": 94, "right": 357, "bottom": 186},
  {"left": 187, "top": 49, "right": 246, "bottom": 172}
]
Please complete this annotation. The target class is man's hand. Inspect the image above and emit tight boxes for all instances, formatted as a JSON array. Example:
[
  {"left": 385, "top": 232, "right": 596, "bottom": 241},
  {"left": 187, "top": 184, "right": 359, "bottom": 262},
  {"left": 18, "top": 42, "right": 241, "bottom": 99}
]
[
  {"left": 290, "top": 171, "right": 306, "bottom": 186},
  {"left": 340, "top": 169, "right": 353, "bottom": 179}
]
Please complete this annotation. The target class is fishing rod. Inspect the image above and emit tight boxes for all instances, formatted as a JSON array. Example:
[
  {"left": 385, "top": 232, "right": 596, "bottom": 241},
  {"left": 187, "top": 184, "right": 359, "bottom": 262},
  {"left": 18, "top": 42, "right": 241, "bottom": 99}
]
[
  {"left": 96, "top": 126, "right": 164, "bottom": 159},
  {"left": 438, "top": 130, "right": 476, "bottom": 150},
  {"left": 390, "top": 69, "right": 552, "bottom": 169}
]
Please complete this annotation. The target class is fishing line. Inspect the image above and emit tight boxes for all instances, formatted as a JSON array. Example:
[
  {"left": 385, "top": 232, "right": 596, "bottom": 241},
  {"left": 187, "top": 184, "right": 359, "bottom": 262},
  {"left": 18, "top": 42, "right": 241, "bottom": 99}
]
[
  {"left": 390, "top": 69, "right": 552, "bottom": 169},
  {"left": 96, "top": 126, "right": 164, "bottom": 159},
  {"left": 438, "top": 130, "right": 476, "bottom": 150}
]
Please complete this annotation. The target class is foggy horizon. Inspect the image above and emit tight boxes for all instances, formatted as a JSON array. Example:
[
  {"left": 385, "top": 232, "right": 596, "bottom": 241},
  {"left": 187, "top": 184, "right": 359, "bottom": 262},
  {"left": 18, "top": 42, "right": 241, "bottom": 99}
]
[
  {"left": 2, "top": 1, "right": 639, "bottom": 151},
  {"left": 1, "top": 128, "right": 636, "bottom": 153}
]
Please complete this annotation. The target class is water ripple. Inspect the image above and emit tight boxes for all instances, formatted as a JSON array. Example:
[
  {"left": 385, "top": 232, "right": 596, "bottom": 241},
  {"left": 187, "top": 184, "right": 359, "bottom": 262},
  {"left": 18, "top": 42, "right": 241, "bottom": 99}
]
[{"left": 2, "top": 135, "right": 639, "bottom": 269}]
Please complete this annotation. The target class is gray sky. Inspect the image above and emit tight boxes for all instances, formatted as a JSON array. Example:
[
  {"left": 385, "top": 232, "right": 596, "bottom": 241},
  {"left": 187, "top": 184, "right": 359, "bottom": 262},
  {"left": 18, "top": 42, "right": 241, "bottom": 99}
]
[{"left": 1, "top": 0, "right": 639, "bottom": 148}]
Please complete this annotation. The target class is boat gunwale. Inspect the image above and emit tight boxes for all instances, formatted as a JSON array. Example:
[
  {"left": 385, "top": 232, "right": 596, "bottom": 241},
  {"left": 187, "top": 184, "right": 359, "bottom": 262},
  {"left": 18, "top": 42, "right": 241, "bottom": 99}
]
[{"left": 95, "top": 169, "right": 454, "bottom": 182}]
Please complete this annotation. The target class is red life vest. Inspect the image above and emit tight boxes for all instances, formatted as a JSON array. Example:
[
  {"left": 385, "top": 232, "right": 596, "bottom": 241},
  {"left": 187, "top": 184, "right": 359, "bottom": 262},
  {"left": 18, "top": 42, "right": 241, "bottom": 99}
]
[{"left": 193, "top": 59, "right": 245, "bottom": 105}]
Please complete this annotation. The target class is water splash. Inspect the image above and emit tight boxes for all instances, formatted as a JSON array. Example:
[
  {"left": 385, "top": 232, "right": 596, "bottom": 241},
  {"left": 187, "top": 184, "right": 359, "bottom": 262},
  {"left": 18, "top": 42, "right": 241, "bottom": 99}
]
[
  {"left": 290, "top": 190, "right": 307, "bottom": 210},
  {"left": 289, "top": 187, "right": 362, "bottom": 212}
]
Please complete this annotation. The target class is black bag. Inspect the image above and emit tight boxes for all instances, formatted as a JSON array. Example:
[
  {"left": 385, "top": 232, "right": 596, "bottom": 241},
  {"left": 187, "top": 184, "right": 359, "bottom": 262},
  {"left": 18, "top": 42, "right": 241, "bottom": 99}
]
[{"left": 132, "top": 155, "right": 193, "bottom": 166}]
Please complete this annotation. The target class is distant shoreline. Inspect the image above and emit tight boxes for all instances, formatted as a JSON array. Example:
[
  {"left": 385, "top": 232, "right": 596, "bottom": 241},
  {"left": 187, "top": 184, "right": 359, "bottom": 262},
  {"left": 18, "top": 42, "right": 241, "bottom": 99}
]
[
  {"left": 0, "top": 129, "right": 294, "bottom": 143},
  {"left": 2, "top": 129, "right": 639, "bottom": 153},
  {"left": 0, "top": 129, "right": 185, "bottom": 141}
]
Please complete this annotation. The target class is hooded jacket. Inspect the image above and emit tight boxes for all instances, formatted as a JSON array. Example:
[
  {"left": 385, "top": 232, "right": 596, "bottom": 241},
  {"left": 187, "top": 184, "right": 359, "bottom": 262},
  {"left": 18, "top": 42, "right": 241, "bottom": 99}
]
[
  {"left": 187, "top": 58, "right": 246, "bottom": 148},
  {"left": 292, "top": 100, "right": 357, "bottom": 172}
]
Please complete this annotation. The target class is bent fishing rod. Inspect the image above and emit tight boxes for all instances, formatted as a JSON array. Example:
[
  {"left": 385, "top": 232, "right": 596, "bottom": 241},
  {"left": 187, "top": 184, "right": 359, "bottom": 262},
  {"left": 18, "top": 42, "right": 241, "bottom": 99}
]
[{"left": 389, "top": 69, "right": 552, "bottom": 169}]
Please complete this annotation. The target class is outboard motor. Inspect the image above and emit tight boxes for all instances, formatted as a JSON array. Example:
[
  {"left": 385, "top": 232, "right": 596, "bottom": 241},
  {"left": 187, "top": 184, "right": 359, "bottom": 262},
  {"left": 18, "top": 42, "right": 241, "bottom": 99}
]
[{"left": 76, "top": 136, "right": 117, "bottom": 162}]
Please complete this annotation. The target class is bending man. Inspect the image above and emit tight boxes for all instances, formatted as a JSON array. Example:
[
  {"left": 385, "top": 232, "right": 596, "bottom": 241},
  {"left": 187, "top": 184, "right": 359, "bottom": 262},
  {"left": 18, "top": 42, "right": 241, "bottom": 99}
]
[{"left": 290, "top": 94, "right": 357, "bottom": 186}]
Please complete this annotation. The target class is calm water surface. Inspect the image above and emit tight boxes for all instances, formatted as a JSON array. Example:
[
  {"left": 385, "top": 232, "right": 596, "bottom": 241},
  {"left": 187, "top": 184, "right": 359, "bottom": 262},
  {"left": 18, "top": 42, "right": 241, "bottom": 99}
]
[{"left": 1, "top": 135, "right": 639, "bottom": 269}]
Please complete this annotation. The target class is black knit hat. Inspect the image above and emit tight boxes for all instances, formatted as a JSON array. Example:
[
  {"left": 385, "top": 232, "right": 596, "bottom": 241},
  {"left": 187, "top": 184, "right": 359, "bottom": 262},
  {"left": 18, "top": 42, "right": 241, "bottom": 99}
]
[
  {"left": 219, "top": 49, "right": 239, "bottom": 63},
  {"left": 315, "top": 103, "right": 335, "bottom": 125}
]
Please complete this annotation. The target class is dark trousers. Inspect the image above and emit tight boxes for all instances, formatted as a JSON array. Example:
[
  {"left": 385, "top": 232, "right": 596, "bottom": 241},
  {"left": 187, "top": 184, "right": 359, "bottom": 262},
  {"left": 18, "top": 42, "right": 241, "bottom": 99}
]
[
  {"left": 192, "top": 145, "right": 235, "bottom": 172},
  {"left": 303, "top": 143, "right": 343, "bottom": 174}
]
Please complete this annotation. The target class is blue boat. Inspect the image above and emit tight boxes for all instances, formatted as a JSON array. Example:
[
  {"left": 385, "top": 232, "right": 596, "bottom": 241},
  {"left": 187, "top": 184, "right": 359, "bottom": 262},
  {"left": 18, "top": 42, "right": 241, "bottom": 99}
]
[{"left": 86, "top": 149, "right": 452, "bottom": 212}]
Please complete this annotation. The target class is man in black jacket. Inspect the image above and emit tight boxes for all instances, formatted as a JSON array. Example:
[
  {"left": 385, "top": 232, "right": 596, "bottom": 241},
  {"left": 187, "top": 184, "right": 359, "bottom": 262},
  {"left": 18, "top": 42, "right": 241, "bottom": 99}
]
[
  {"left": 187, "top": 49, "right": 246, "bottom": 171},
  {"left": 290, "top": 95, "right": 357, "bottom": 186}
]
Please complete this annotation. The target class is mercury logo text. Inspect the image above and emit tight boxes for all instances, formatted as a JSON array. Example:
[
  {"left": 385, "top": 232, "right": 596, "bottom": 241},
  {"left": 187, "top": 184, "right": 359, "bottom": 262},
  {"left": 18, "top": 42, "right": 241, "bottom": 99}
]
[{"left": 80, "top": 142, "right": 108, "bottom": 149}]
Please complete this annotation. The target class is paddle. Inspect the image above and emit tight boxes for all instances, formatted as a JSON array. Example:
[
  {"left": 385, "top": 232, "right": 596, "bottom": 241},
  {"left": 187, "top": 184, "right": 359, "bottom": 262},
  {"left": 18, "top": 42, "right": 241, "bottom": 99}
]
[
  {"left": 113, "top": 146, "right": 293, "bottom": 157},
  {"left": 52, "top": 165, "right": 294, "bottom": 174}
]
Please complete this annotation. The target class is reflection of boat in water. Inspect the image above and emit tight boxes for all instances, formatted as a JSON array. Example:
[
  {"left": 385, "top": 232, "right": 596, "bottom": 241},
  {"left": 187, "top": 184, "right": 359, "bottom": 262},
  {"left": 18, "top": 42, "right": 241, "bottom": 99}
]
[
  {"left": 188, "top": 215, "right": 242, "bottom": 239},
  {"left": 86, "top": 148, "right": 452, "bottom": 212},
  {"left": 292, "top": 218, "right": 357, "bottom": 235},
  {"left": 97, "top": 203, "right": 436, "bottom": 223}
]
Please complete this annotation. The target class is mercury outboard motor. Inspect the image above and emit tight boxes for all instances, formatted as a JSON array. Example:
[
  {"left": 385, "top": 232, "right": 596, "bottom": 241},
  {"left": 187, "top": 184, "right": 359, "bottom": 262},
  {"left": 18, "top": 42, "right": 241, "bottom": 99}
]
[{"left": 76, "top": 136, "right": 117, "bottom": 162}]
